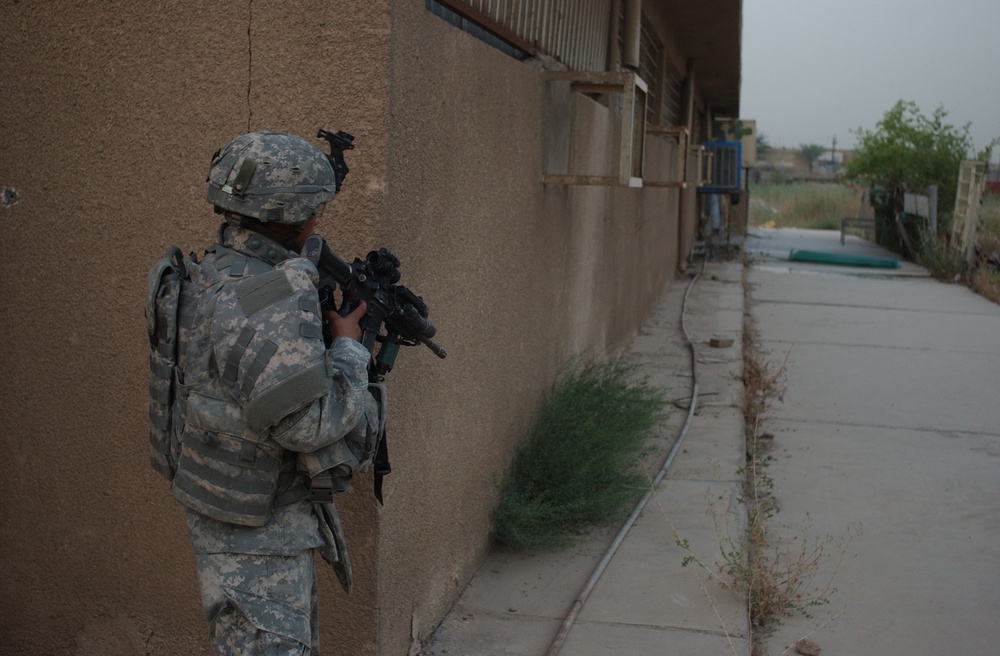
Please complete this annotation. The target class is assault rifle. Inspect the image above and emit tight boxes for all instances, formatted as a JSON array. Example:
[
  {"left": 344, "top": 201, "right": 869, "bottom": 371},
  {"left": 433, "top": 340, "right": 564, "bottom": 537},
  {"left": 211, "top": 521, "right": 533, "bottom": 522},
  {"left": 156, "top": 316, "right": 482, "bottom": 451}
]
[
  {"left": 306, "top": 128, "right": 446, "bottom": 503},
  {"left": 301, "top": 235, "right": 445, "bottom": 504},
  {"left": 302, "top": 236, "right": 447, "bottom": 378},
  {"left": 312, "top": 128, "right": 445, "bottom": 378}
]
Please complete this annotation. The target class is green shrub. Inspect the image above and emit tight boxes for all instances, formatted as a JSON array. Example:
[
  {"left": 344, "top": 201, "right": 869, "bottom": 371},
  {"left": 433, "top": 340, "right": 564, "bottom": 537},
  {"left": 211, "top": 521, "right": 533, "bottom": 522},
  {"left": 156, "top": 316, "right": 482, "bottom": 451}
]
[{"left": 492, "top": 360, "right": 666, "bottom": 550}]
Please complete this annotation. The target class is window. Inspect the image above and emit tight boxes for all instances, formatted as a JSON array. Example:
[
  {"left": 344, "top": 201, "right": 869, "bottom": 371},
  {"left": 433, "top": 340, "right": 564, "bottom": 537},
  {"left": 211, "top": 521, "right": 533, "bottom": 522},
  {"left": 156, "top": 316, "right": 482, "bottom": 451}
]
[
  {"left": 427, "top": 0, "right": 610, "bottom": 71},
  {"left": 426, "top": 0, "right": 530, "bottom": 60}
]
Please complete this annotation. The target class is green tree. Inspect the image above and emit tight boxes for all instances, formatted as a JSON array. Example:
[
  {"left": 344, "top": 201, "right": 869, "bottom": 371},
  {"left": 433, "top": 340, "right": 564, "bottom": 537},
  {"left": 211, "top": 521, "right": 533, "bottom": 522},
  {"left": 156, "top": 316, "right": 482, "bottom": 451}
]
[
  {"left": 715, "top": 119, "right": 754, "bottom": 141},
  {"left": 842, "top": 100, "right": 977, "bottom": 238},
  {"left": 797, "top": 144, "right": 826, "bottom": 172},
  {"left": 756, "top": 131, "right": 772, "bottom": 153}
]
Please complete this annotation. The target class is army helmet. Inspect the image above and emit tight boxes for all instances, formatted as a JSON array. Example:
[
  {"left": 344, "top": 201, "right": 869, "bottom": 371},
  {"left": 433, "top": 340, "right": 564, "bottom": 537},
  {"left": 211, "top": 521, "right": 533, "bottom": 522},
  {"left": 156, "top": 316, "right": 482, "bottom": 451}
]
[{"left": 205, "top": 131, "right": 337, "bottom": 225}]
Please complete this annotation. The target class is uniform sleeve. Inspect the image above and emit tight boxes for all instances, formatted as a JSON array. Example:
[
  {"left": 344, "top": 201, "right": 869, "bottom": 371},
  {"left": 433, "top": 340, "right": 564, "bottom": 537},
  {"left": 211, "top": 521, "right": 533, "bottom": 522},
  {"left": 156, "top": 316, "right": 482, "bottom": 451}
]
[
  {"left": 270, "top": 337, "right": 378, "bottom": 461},
  {"left": 211, "top": 257, "right": 376, "bottom": 455}
]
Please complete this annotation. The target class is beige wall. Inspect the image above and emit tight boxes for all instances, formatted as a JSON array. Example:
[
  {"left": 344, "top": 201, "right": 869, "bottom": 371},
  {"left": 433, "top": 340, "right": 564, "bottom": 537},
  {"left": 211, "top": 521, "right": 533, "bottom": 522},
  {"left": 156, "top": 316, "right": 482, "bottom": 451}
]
[
  {"left": 379, "top": 9, "right": 682, "bottom": 652},
  {"left": 0, "top": 2, "right": 712, "bottom": 655},
  {"left": 0, "top": 1, "right": 389, "bottom": 654}
]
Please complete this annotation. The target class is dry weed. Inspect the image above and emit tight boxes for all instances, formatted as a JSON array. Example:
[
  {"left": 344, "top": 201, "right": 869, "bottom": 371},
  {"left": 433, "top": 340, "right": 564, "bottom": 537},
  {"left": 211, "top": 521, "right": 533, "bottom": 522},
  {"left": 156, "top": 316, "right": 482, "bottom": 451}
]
[
  {"left": 970, "top": 232, "right": 1000, "bottom": 304},
  {"left": 734, "top": 265, "right": 858, "bottom": 651}
]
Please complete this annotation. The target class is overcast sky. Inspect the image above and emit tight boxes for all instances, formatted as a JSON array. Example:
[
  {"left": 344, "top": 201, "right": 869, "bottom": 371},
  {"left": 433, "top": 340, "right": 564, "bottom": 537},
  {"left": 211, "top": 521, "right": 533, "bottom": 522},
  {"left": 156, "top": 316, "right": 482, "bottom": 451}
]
[{"left": 741, "top": 0, "right": 1000, "bottom": 161}]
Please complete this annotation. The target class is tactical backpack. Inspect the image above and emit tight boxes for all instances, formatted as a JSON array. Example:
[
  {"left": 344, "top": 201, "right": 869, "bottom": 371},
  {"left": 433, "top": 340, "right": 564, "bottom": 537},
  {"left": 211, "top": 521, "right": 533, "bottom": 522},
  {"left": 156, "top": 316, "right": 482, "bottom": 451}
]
[{"left": 145, "top": 246, "right": 188, "bottom": 480}]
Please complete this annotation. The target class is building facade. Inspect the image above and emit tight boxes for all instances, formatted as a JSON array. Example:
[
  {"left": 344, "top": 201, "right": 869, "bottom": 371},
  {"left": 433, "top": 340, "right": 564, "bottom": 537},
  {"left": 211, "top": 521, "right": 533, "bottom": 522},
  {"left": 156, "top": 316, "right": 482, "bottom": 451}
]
[{"left": 0, "top": 1, "right": 741, "bottom": 653}]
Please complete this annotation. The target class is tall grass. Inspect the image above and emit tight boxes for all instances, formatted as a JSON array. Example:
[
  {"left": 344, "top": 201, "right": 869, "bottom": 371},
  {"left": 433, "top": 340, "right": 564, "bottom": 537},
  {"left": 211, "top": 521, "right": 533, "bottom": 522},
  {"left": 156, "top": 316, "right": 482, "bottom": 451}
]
[
  {"left": 971, "top": 194, "right": 1000, "bottom": 303},
  {"left": 492, "top": 360, "right": 666, "bottom": 550},
  {"left": 981, "top": 193, "right": 1000, "bottom": 240},
  {"left": 917, "top": 192, "right": 1000, "bottom": 285},
  {"left": 748, "top": 183, "right": 862, "bottom": 230}
]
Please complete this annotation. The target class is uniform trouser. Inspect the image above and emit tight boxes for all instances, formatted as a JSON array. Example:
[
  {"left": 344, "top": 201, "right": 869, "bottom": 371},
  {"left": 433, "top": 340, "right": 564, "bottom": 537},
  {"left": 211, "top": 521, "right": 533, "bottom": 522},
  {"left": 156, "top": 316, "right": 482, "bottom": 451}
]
[{"left": 194, "top": 551, "right": 319, "bottom": 655}]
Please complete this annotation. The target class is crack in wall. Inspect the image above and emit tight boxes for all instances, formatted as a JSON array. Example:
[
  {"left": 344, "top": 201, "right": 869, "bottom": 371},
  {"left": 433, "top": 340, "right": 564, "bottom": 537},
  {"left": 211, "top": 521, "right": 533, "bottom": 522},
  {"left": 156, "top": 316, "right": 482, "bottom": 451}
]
[{"left": 246, "top": 0, "right": 254, "bottom": 132}]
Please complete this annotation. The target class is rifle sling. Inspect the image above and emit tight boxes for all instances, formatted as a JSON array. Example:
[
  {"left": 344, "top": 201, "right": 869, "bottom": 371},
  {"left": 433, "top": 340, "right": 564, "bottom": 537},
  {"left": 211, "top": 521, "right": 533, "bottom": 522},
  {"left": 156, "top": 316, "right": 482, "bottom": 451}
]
[{"left": 373, "top": 430, "right": 391, "bottom": 505}]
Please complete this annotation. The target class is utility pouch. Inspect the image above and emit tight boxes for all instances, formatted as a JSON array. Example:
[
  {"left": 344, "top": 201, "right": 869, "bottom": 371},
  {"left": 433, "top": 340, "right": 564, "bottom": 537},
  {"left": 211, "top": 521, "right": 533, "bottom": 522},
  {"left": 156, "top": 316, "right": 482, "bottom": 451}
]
[
  {"left": 314, "top": 501, "right": 353, "bottom": 594},
  {"left": 146, "top": 246, "right": 187, "bottom": 480}
]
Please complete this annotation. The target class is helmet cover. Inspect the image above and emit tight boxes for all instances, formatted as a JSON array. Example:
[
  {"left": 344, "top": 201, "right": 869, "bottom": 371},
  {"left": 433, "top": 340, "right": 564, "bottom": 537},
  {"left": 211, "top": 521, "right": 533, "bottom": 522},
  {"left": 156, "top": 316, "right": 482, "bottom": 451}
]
[{"left": 205, "top": 131, "right": 337, "bottom": 225}]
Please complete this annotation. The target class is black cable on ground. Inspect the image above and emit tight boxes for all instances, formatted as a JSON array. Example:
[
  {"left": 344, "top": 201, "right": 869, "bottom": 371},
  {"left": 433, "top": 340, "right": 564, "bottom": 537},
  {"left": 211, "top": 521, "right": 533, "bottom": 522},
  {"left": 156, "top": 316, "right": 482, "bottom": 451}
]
[{"left": 544, "top": 256, "right": 707, "bottom": 656}]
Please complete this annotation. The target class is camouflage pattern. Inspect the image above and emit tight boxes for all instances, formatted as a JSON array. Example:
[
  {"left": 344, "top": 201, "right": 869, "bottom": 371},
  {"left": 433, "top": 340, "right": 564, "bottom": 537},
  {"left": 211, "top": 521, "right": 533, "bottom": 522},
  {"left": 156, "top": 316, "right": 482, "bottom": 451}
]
[
  {"left": 160, "top": 222, "right": 379, "bottom": 653},
  {"left": 170, "top": 224, "right": 377, "bottom": 527},
  {"left": 192, "top": 548, "right": 319, "bottom": 654},
  {"left": 205, "top": 132, "right": 337, "bottom": 226}
]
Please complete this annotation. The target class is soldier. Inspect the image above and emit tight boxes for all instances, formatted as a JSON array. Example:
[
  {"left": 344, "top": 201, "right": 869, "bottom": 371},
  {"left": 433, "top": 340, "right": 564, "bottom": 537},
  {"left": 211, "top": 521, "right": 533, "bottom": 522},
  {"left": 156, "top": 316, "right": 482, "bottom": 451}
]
[{"left": 146, "top": 131, "right": 381, "bottom": 654}]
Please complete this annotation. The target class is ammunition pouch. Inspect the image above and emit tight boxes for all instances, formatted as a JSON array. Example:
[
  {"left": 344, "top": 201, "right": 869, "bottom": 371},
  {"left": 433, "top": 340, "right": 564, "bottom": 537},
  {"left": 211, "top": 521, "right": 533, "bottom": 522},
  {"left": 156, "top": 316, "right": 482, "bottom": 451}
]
[{"left": 170, "top": 389, "right": 288, "bottom": 527}]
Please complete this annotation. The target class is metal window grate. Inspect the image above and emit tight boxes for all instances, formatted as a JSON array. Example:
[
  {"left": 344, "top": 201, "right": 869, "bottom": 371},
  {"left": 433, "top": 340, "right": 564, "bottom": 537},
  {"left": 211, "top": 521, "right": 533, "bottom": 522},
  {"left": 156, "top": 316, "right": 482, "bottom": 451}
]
[
  {"left": 637, "top": 16, "right": 662, "bottom": 125},
  {"left": 612, "top": 10, "right": 660, "bottom": 125},
  {"left": 661, "top": 64, "right": 683, "bottom": 127},
  {"left": 426, "top": 0, "right": 531, "bottom": 59},
  {"left": 431, "top": 0, "right": 611, "bottom": 71}
]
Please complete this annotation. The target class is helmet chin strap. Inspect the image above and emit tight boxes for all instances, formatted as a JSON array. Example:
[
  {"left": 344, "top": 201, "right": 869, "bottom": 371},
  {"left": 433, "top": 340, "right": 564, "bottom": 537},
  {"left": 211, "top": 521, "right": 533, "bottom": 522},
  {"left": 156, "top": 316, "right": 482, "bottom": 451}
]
[
  {"left": 222, "top": 211, "right": 302, "bottom": 250},
  {"left": 287, "top": 224, "right": 307, "bottom": 252},
  {"left": 261, "top": 223, "right": 302, "bottom": 251}
]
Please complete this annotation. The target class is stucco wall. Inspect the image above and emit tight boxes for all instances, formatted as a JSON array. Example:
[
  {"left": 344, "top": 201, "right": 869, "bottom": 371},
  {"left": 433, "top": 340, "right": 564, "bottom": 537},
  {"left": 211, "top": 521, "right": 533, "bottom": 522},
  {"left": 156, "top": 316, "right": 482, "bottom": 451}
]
[
  {"left": 0, "top": 1, "right": 389, "bottom": 654},
  {"left": 1, "top": 2, "right": 696, "bottom": 655},
  {"left": 377, "top": 3, "right": 682, "bottom": 654}
]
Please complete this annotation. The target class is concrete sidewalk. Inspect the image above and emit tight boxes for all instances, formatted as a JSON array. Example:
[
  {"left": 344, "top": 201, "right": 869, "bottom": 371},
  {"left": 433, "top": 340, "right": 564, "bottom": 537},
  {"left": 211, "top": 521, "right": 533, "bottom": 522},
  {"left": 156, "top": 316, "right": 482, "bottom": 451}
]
[
  {"left": 423, "top": 228, "right": 1000, "bottom": 655},
  {"left": 744, "top": 229, "right": 1000, "bottom": 655},
  {"left": 424, "top": 257, "right": 753, "bottom": 656}
]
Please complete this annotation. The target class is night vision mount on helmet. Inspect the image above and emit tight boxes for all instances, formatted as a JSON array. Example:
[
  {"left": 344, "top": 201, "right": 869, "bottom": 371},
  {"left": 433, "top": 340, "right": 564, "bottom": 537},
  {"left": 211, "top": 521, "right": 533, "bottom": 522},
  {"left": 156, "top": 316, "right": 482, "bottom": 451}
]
[{"left": 205, "top": 130, "right": 354, "bottom": 226}]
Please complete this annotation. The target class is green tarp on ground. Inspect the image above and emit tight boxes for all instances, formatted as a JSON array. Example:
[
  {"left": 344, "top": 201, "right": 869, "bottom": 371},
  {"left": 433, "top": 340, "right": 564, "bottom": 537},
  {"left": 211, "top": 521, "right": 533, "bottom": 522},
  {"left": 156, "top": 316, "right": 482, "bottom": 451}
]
[{"left": 788, "top": 249, "right": 901, "bottom": 269}]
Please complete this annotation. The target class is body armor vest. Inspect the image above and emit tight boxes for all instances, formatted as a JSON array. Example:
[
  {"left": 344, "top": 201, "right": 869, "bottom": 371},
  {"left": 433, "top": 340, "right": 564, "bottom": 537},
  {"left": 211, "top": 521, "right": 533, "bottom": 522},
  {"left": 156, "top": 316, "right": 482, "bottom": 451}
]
[{"left": 146, "top": 231, "right": 334, "bottom": 527}]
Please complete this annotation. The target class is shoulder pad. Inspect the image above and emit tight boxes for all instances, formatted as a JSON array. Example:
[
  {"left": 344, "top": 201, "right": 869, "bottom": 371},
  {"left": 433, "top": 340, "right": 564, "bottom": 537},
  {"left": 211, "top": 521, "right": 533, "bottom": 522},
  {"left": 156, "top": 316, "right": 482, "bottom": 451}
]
[{"left": 212, "top": 257, "right": 330, "bottom": 432}]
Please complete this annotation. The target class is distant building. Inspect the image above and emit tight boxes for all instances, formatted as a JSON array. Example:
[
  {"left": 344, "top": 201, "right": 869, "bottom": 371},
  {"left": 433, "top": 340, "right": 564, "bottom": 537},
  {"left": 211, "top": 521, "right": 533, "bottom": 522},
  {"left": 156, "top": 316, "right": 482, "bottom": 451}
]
[{"left": 752, "top": 147, "right": 854, "bottom": 183}]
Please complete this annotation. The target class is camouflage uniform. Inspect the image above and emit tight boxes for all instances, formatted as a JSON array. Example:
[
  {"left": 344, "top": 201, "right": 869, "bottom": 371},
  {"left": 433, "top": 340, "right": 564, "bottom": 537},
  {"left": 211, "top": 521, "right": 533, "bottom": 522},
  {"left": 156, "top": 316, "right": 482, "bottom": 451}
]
[
  {"left": 148, "top": 132, "right": 378, "bottom": 655},
  {"left": 176, "top": 225, "right": 377, "bottom": 654}
]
